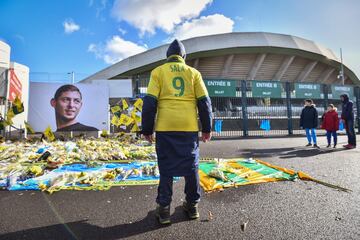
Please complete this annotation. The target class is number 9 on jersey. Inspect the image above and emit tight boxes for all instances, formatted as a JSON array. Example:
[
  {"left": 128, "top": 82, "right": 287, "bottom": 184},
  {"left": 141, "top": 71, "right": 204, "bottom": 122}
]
[{"left": 172, "top": 77, "right": 185, "bottom": 97}]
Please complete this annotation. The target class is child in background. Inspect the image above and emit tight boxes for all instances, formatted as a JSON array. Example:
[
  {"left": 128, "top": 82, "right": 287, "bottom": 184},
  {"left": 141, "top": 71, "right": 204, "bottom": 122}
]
[
  {"left": 321, "top": 104, "right": 339, "bottom": 148},
  {"left": 300, "top": 99, "right": 320, "bottom": 148}
]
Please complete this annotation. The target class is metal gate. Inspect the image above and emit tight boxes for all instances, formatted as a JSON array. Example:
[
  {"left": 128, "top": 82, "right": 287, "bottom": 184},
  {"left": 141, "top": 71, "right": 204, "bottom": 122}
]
[{"left": 134, "top": 77, "right": 360, "bottom": 138}]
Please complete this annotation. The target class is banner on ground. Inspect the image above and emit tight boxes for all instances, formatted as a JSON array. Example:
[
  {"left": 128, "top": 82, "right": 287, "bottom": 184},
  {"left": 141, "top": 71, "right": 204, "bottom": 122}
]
[
  {"left": 4, "top": 162, "right": 160, "bottom": 193},
  {"left": 199, "top": 159, "right": 296, "bottom": 191},
  {"left": 28, "top": 83, "right": 109, "bottom": 132},
  {"left": 1, "top": 158, "right": 350, "bottom": 193}
]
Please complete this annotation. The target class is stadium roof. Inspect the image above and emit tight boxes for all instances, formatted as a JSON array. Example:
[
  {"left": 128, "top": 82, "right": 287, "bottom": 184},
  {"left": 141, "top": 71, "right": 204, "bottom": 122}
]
[{"left": 82, "top": 32, "right": 359, "bottom": 85}]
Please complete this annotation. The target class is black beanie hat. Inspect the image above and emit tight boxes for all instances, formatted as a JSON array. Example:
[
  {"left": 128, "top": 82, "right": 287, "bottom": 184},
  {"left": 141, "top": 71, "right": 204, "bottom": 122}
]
[
  {"left": 340, "top": 93, "right": 349, "bottom": 102},
  {"left": 166, "top": 39, "right": 186, "bottom": 59}
]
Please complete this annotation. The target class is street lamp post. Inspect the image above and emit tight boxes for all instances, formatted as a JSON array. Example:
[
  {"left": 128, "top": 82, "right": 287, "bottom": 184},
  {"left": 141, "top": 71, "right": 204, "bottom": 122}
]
[
  {"left": 68, "top": 71, "right": 75, "bottom": 84},
  {"left": 340, "top": 48, "right": 345, "bottom": 85}
]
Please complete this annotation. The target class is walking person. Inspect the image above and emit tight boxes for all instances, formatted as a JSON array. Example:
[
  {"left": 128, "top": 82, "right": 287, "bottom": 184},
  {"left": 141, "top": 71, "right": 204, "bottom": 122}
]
[
  {"left": 300, "top": 99, "right": 320, "bottom": 148},
  {"left": 321, "top": 104, "right": 339, "bottom": 148},
  {"left": 340, "top": 94, "right": 357, "bottom": 149},
  {"left": 141, "top": 39, "right": 212, "bottom": 224}
]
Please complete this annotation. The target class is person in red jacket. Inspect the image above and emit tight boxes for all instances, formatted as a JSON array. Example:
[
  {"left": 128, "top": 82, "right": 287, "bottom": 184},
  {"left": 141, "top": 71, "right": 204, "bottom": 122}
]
[{"left": 321, "top": 104, "right": 339, "bottom": 148}]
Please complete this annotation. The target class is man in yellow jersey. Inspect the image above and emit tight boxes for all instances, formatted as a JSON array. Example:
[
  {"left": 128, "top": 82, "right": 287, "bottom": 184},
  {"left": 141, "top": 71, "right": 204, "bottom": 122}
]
[{"left": 142, "top": 39, "right": 212, "bottom": 225}]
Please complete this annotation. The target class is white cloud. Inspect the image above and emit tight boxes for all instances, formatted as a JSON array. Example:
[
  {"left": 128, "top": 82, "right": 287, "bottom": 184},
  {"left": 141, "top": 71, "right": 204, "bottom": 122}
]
[
  {"left": 88, "top": 36, "right": 147, "bottom": 64},
  {"left": 63, "top": 19, "right": 80, "bottom": 34},
  {"left": 170, "top": 14, "right": 234, "bottom": 40},
  {"left": 111, "top": 0, "right": 212, "bottom": 36},
  {"left": 118, "top": 27, "right": 127, "bottom": 35},
  {"left": 96, "top": 0, "right": 108, "bottom": 20}
]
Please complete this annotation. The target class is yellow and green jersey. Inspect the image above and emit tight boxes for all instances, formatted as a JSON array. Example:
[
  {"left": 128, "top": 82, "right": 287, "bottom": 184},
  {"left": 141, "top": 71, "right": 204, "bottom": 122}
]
[{"left": 146, "top": 55, "right": 208, "bottom": 132}]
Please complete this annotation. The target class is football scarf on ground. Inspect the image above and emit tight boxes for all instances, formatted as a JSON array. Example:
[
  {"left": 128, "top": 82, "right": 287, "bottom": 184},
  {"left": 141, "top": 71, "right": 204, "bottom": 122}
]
[
  {"left": 198, "top": 158, "right": 351, "bottom": 192},
  {"left": 1, "top": 158, "right": 351, "bottom": 193}
]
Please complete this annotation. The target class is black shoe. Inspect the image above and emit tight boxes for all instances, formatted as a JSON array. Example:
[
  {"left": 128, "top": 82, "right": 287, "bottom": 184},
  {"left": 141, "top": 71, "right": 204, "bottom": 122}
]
[
  {"left": 326, "top": 144, "right": 331, "bottom": 148},
  {"left": 313, "top": 144, "right": 320, "bottom": 149},
  {"left": 156, "top": 205, "right": 171, "bottom": 225},
  {"left": 333, "top": 144, "right": 337, "bottom": 148},
  {"left": 183, "top": 201, "right": 200, "bottom": 220},
  {"left": 306, "top": 143, "right": 312, "bottom": 147}
]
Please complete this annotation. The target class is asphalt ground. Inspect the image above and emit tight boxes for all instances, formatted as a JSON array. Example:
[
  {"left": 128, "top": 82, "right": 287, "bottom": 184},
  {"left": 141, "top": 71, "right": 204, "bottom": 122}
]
[{"left": 0, "top": 135, "right": 359, "bottom": 240}]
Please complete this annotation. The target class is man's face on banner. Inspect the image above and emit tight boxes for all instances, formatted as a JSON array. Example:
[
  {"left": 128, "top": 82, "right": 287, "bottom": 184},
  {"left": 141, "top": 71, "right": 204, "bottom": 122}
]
[{"left": 51, "top": 91, "right": 82, "bottom": 122}]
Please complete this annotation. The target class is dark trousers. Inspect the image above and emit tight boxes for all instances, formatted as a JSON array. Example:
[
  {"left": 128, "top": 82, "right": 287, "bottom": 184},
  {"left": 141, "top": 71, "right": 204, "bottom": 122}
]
[
  {"left": 326, "top": 131, "right": 337, "bottom": 145},
  {"left": 156, "top": 171, "right": 201, "bottom": 207},
  {"left": 345, "top": 120, "right": 357, "bottom": 146}
]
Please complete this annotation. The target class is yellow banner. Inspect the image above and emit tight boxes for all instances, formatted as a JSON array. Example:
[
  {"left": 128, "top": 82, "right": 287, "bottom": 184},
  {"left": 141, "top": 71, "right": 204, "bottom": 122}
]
[
  {"left": 118, "top": 114, "right": 127, "bottom": 125},
  {"left": 44, "top": 126, "right": 55, "bottom": 142},
  {"left": 133, "top": 98, "right": 143, "bottom": 111},
  {"left": 122, "top": 99, "right": 129, "bottom": 111},
  {"left": 24, "top": 121, "right": 35, "bottom": 134},
  {"left": 131, "top": 110, "right": 141, "bottom": 124},
  {"left": 111, "top": 115, "right": 121, "bottom": 127},
  {"left": 6, "top": 108, "right": 15, "bottom": 125},
  {"left": 13, "top": 96, "right": 24, "bottom": 114},
  {"left": 111, "top": 105, "right": 121, "bottom": 114},
  {"left": 124, "top": 115, "right": 134, "bottom": 126},
  {"left": 131, "top": 124, "right": 140, "bottom": 132},
  {"left": 117, "top": 114, "right": 134, "bottom": 127}
]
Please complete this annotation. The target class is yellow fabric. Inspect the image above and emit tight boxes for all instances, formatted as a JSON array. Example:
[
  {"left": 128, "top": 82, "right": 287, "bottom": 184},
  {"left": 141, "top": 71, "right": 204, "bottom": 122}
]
[
  {"left": 111, "top": 116, "right": 120, "bottom": 126},
  {"left": 124, "top": 115, "right": 134, "bottom": 126},
  {"left": 131, "top": 110, "right": 141, "bottom": 124},
  {"left": 199, "top": 159, "right": 293, "bottom": 192},
  {"left": 29, "top": 166, "right": 43, "bottom": 176},
  {"left": 122, "top": 99, "right": 129, "bottom": 110},
  {"left": 118, "top": 114, "right": 127, "bottom": 125},
  {"left": 146, "top": 55, "right": 208, "bottom": 131},
  {"left": 13, "top": 96, "right": 24, "bottom": 113},
  {"left": 131, "top": 124, "right": 140, "bottom": 132},
  {"left": 44, "top": 126, "right": 55, "bottom": 141},
  {"left": 117, "top": 114, "right": 134, "bottom": 126},
  {"left": 133, "top": 98, "right": 143, "bottom": 111},
  {"left": 199, "top": 170, "right": 219, "bottom": 191},
  {"left": 255, "top": 159, "right": 296, "bottom": 175},
  {"left": 24, "top": 121, "right": 35, "bottom": 134},
  {"left": 111, "top": 105, "right": 121, "bottom": 113},
  {"left": 6, "top": 107, "right": 15, "bottom": 125}
]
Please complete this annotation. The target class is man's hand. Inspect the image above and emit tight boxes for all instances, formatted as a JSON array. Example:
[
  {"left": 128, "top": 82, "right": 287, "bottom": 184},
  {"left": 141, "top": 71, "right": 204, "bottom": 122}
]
[
  {"left": 201, "top": 132, "right": 211, "bottom": 143},
  {"left": 143, "top": 134, "right": 154, "bottom": 144}
]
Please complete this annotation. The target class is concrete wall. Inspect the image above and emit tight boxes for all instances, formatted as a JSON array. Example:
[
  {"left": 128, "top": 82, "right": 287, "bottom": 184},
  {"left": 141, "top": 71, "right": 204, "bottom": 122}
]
[{"left": 0, "top": 41, "right": 10, "bottom": 97}]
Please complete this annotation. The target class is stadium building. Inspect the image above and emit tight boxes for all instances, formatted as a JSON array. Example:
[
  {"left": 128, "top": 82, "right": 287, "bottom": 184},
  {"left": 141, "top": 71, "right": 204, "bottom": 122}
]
[{"left": 82, "top": 32, "right": 360, "bottom": 137}]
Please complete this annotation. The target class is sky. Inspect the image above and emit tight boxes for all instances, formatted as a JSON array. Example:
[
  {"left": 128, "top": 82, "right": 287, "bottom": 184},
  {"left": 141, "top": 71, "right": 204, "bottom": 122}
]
[{"left": 0, "top": 0, "right": 359, "bottom": 82}]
